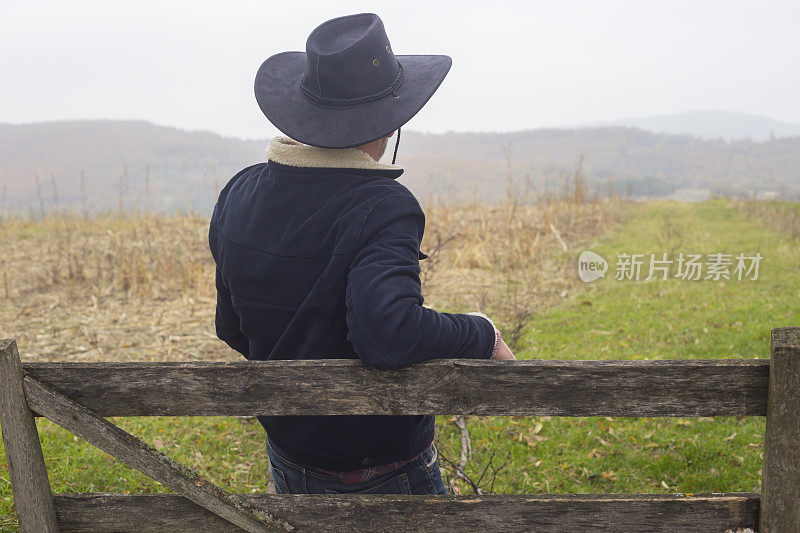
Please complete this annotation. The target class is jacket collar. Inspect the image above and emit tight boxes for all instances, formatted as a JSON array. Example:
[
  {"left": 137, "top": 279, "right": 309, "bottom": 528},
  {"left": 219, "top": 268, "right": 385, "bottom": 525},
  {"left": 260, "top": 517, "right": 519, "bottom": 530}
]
[{"left": 266, "top": 136, "right": 404, "bottom": 179}]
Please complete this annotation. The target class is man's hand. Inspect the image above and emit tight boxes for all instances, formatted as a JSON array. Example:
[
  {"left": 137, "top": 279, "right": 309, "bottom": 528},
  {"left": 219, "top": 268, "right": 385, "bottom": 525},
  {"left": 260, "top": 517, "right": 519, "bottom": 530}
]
[{"left": 491, "top": 336, "right": 516, "bottom": 360}]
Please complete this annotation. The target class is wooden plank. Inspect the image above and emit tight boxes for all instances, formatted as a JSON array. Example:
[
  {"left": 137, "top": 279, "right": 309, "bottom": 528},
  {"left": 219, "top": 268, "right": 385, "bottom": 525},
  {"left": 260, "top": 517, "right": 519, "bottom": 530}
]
[
  {"left": 52, "top": 492, "right": 760, "bottom": 533},
  {"left": 0, "top": 339, "right": 59, "bottom": 533},
  {"left": 22, "top": 358, "right": 769, "bottom": 417},
  {"left": 21, "top": 375, "right": 295, "bottom": 533},
  {"left": 761, "top": 326, "right": 800, "bottom": 532}
]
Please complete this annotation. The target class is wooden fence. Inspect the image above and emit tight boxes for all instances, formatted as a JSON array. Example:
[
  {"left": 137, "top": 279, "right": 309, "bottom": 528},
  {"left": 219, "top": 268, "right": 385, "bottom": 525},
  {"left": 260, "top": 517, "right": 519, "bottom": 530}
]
[{"left": 1, "top": 327, "right": 798, "bottom": 532}]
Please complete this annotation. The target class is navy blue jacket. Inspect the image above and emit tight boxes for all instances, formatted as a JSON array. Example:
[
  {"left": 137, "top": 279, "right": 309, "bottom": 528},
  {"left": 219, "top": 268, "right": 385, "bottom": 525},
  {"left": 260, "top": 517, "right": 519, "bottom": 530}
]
[{"left": 209, "top": 153, "right": 495, "bottom": 471}]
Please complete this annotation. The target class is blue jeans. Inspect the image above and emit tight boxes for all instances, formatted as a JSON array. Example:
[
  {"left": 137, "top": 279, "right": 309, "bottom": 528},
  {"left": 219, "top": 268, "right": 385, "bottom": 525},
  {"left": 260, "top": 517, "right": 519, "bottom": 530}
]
[{"left": 266, "top": 436, "right": 448, "bottom": 495}]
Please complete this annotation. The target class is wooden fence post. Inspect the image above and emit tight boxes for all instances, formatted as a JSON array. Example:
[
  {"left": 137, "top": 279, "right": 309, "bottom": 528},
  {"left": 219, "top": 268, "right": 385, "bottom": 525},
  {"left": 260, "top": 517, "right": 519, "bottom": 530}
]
[
  {"left": 0, "top": 339, "right": 59, "bottom": 532},
  {"left": 760, "top": 327, "right": 800, "bottom": 532}
]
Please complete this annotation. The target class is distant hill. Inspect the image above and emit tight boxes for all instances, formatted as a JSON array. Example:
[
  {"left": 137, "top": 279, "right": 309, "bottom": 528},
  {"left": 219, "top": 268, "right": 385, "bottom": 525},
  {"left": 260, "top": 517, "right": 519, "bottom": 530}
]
[
  {"left": 0, "top": 121, "right": 264, "bottom": 214},
  {"left": 1, "top": 120, "right": 799, "bottom": 215},
  {"left": 594, "top": 111, "right": 800, "bottom": 142}
]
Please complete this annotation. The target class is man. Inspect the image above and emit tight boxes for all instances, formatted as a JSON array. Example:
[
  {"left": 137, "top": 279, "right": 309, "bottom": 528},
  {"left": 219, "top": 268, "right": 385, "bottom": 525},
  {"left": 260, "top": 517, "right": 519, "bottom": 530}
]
[{"left": 209, "top": 12, "right": 515, "bottom": 496}]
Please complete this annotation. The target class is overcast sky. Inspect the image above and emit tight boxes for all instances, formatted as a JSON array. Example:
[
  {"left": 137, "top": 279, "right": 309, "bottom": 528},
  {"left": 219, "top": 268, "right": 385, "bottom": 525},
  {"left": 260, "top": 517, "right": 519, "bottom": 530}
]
[{"left": 1, "top": 0, "right": 799, "bottom": 139}]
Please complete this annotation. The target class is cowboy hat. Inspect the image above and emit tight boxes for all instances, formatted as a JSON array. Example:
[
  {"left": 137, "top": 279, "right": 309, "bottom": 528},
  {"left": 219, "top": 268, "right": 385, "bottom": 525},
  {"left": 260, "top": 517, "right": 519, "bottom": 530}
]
[{"left": 254, "top": 13, "right": 452, "bottom": 150}]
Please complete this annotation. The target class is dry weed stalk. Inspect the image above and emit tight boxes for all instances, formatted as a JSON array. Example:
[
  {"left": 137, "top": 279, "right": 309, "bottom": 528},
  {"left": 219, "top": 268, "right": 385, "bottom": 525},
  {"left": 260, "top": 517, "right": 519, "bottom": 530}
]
[
  {"left": 437, "top": 415, "right": 510, "bottom": 495},
  {"left": 421, "top": 167, "right": 624, "bottom": 352},
  {"left": 733, "top": 199, "right": 800, "bottom": 241}
]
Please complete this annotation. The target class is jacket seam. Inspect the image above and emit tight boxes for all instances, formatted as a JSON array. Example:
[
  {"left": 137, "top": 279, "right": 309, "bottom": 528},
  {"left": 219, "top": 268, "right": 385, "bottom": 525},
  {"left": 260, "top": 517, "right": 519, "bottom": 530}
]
[
  {"left": 211, "top": 223, "right": 354, "bottom": 259},
  {"left": 320, "top": 272, "right": 330, "bottom": 353},
  {"left": 354, "top": 194, "right": 419, "bottom": 242},
  {"left": 348, "top": 286, "right": 388, "bottom": 367}
]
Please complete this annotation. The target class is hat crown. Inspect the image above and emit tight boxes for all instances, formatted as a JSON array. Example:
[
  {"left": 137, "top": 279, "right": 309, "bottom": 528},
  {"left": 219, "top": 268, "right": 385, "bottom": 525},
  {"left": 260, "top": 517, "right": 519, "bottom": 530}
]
[{"left": 302, "top": 13, "right": 400, "bottom": 102}]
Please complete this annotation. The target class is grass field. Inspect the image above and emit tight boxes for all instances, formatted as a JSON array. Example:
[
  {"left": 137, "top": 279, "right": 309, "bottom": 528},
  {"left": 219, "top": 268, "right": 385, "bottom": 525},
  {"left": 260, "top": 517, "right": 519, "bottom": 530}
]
[
  {"left": 437, "top": 200, "right": 799, "bottom": 495},
  {"left": 1, "top": 199, "right": 799, "bottom": 529}
]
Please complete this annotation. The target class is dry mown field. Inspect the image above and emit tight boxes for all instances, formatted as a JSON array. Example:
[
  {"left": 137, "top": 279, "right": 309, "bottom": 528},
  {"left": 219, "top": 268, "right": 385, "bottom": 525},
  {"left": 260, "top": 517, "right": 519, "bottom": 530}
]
[{"left": 0, "top": 190, "right": 626, "bottom": 361}]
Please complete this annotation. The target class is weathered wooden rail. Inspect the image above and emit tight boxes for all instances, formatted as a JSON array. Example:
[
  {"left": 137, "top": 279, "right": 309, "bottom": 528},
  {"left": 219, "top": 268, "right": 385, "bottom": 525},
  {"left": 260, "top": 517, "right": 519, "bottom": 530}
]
[{"left": 1, "top": 327, "right": 798, "bottom": 532}]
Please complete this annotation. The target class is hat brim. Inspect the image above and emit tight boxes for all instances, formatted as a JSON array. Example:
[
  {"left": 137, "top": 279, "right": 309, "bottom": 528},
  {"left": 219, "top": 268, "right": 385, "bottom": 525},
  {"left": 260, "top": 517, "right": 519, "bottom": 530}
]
[{"left": 254, "top": 52, "right": 452, "bottom": 149}]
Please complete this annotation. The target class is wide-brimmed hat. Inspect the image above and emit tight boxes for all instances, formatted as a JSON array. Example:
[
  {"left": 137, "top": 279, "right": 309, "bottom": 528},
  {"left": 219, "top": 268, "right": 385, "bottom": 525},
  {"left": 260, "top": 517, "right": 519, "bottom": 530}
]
[{"left": 254, "top": 13, "right": 452, "bottom": 149}]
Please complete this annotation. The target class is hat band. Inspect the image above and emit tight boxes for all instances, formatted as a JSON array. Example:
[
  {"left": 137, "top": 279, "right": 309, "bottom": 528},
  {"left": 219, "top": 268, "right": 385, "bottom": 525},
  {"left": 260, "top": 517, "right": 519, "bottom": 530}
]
[{"left": 300, "top": 62, "right": 404, "bottom": 109}]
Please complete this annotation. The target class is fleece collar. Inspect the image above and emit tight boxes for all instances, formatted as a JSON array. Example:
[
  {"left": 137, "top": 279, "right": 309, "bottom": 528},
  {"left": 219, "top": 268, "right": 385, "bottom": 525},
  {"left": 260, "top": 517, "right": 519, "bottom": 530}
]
[{"left": 266, "top": 136, "right": 404, "bottom": 176}]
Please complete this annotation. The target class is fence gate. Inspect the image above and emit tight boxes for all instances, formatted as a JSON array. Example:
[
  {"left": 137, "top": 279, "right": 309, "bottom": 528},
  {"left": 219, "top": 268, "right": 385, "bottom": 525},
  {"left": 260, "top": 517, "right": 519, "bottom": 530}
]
[{"left": 1, "top": 327, "right": 798, "bottom": 532}]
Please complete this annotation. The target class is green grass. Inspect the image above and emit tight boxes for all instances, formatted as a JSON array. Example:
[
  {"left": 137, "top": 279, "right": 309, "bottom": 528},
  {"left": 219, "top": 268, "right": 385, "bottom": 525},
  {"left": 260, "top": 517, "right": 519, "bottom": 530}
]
[
  {"left": 436, "top": 200, "right": 799, "bottom": 495},
  {"left": 2, "top": 200, "right": 799, "bottom": 529},
  {"left": 525, "top": 200, "right": 797, "bottom": 360},
  {"left": 1, "top": 416, "right": 274, "bottom": 531}
]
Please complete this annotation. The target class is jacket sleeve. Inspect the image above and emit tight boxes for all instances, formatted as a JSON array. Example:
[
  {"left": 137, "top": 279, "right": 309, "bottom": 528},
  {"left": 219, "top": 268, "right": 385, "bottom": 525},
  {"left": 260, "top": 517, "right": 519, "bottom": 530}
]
[
  {"left": 214, "top": 267, "right": 251, "bottom": 358},
  {"left": 345, "top": 195, "right": 495, "bottom": 369}
]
